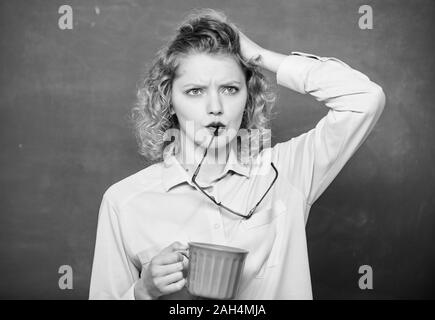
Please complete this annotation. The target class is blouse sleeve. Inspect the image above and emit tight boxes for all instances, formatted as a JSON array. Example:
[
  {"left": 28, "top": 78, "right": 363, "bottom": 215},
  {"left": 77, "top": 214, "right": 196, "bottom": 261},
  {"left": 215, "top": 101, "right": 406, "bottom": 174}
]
[
  {"left": 89, "top": 193, "right": 144, "bottom": 299},
  {"left": 273, "top": 52, "right": 385, "bottom": 221}
]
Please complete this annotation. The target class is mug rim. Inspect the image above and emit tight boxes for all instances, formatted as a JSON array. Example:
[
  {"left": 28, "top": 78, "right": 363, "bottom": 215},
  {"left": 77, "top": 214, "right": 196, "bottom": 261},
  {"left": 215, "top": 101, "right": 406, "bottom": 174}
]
[{"left": 188, "top": 242, "right": 249, "bottom": 254}]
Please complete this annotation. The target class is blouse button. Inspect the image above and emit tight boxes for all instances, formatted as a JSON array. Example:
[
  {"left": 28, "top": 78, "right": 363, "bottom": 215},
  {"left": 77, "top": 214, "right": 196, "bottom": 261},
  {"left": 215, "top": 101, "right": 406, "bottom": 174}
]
[{"left": 214, "top": 223, "right": 220, "bottom": 229}]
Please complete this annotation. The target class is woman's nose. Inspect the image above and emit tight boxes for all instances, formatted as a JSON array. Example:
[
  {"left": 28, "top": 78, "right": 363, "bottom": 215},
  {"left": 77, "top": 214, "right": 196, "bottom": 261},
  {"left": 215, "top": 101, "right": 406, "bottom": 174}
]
[{"left": 206, "top": 91, "right": 223, "bottom": 115}]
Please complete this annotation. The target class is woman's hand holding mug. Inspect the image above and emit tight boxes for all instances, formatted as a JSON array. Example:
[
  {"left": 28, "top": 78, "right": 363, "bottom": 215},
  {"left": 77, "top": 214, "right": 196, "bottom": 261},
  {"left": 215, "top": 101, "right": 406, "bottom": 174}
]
[{"left": 134, "top": 241, "right": 189, "bottom": 299}]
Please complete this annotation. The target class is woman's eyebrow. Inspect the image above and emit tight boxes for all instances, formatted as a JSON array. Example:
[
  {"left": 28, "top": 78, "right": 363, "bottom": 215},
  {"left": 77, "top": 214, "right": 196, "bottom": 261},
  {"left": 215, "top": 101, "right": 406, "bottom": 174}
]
[{"left": 182, "top": 81, "right": 241, "bottom": 88}]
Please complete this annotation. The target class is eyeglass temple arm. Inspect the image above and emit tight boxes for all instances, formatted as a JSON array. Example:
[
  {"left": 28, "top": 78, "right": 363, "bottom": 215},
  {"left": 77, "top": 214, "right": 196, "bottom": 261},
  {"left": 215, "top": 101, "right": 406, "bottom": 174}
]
[
  {"left": 247, "top": 162, "right": 279, "bottom": 216},
  {"left": 192, "top": 128, "right": 218, "bottom": 185}
]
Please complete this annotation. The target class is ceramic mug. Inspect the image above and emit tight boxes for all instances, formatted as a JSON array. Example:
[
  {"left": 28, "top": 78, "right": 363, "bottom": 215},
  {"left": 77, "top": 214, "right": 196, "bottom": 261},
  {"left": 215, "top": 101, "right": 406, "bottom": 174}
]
[{"left": 179, "top": 242, "right": 249, "bottom": 299}]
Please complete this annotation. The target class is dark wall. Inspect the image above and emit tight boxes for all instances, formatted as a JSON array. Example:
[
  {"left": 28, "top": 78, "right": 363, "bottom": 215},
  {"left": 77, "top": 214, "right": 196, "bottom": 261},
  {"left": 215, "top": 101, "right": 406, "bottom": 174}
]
[{"left": 0, "top": 0, "right": 434, "bottom": 299}]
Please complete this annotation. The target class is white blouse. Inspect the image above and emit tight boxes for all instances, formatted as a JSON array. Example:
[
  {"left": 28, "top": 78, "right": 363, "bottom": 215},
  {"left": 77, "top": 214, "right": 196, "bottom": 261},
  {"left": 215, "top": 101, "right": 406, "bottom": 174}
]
[{"left": 89, "top": 51, "right": 385, "bottom": 299}]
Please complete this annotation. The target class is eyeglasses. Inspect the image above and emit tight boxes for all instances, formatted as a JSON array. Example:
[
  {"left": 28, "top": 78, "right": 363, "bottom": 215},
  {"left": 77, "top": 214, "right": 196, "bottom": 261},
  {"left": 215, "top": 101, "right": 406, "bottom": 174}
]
[{"left": 191, "top": 129, "right": 278, "bottom": 220}]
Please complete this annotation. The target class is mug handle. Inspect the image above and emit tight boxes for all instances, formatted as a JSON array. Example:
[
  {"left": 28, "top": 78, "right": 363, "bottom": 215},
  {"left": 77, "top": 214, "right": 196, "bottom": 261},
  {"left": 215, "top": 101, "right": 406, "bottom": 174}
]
[
  {"left": 176, "top": 249, "right": 190, "bottom": 289},
  {"left": 177, "top": 249, "right": 189, "bottom": 260}
]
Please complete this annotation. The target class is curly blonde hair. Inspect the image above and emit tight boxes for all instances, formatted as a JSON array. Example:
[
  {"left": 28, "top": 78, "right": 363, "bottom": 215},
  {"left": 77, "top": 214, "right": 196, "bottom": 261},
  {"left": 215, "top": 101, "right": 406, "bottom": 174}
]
[{"left": 130, "top": 9, "right": 276, "bottom": 162}]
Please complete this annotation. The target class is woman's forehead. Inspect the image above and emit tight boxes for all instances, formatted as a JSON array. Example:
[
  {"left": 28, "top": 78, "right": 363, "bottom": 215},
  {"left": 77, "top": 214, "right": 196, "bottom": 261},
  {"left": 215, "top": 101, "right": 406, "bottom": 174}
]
[{"left": 174, "top": 53, "right": 245, "bottom": 82}]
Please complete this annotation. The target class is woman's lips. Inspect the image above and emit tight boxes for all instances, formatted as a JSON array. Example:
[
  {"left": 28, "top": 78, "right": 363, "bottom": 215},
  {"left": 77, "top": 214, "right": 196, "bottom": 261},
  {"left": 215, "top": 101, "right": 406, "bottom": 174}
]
[{"left": 206, "top": 126, "right": 226, "bottom": 136}]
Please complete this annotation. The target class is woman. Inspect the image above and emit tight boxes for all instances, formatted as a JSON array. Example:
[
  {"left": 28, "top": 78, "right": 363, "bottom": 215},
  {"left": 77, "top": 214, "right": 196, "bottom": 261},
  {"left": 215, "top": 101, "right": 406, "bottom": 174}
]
[{"left": 89, "top": 9, "right": 385, "bottom": 300}]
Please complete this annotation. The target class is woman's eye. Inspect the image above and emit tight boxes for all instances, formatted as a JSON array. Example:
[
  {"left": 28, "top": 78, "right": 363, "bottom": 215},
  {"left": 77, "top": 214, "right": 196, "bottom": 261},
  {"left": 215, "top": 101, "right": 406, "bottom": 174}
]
[
  {"left": 222, "top": 86, "right": 239, "bottom": 95},
  {"left": 186, "top": 88, "right": 203, "bottom": 96},
  {"left": 185, "top": 86, "right": 239, "bottom": 96}
]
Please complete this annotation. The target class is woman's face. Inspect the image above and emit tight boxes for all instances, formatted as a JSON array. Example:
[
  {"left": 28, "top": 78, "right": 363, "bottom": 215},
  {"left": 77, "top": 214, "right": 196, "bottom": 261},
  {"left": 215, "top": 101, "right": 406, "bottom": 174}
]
[{"left": 171, "top": 53, "right": 248, "bottom": 152}]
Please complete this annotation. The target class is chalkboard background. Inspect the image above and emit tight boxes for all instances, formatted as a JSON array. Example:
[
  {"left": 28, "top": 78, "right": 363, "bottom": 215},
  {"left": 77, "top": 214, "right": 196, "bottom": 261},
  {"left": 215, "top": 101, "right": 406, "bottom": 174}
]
[{"left": 1, "top": 0, "right": 434, "bottom": 299}]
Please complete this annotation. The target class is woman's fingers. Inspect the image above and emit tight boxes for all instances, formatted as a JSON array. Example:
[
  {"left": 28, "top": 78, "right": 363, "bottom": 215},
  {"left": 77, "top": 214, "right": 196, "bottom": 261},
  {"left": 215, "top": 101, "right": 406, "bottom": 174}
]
[
  {"left": 237, "top": 29, "right": 265, "bottom": 64},
  {"left": 154, "top": 242, "right": 189, "bottom": 267},
  {"left": 151, "top": 261, "right": 184, "bottom": 277},
  {"left": 159, "top": 271, "right": 184, "bottom": 286},
  {"left": 155, "top": 272, "right": 185, "bottom": 294},
  {"left": 161, "top": 241, "right": 188, "bottom": 255},
  {"left": 154, "top": 251, "right": 184, "bottom": 265},
  {"left": 161, "top": 278, "right": 187, "bottom": 295},
  {"left": 177, "top": 249, "right": 189, "bottom": 259}
]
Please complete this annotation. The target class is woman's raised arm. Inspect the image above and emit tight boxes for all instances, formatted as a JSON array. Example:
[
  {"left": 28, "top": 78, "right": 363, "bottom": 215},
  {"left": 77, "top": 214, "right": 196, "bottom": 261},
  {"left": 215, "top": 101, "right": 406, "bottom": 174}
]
[{"left": 239, "top": 30, "right": 386, "bottom": 219}]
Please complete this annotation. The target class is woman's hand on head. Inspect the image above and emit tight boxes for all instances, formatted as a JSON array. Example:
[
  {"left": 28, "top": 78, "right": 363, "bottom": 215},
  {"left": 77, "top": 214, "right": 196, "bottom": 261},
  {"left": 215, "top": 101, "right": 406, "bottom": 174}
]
[
  {"left": 135, "top": 241, "right": 189, "bottom": 300},
  {"left": 238, "top": 28, "right": 287, "bottom": 73},
  {"left": 237, "top": 29, "right": 267, "bottom": 66}
]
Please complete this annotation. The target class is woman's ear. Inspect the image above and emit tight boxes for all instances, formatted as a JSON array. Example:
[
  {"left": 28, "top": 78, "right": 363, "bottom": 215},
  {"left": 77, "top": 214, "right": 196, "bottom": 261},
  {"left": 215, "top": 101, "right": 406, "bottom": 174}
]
[{"left": 169, "top": 106, "right": 176, "bottom": 115}]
